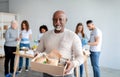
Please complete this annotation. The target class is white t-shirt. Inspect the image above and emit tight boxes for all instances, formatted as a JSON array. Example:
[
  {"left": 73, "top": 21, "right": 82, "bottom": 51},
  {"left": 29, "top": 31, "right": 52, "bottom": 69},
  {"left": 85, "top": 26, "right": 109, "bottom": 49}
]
[
  {"left": 36, "top": 29, "right": 84, "bottom": 74},
  {"left": 38, "top": 33, "right": 43, "bottom": 41},
  {"left": 89, "top": 27, "right": 102, "bottom": 51},
  {"left": 20, "top": 29, "right": 32, "bottom": 44}
]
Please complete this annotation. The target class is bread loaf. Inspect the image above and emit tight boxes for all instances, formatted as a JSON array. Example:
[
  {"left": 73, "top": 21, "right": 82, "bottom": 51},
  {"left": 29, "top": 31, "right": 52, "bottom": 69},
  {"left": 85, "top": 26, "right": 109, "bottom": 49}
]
[
  {"left": 48, "top": 49, "right": 62, "bottom": 60},
  {"left": 35, "top": 56, "right": 46, "bottom": 63},
  {"left": 47, "top": 58, "right": 58, "bottom": 66}
]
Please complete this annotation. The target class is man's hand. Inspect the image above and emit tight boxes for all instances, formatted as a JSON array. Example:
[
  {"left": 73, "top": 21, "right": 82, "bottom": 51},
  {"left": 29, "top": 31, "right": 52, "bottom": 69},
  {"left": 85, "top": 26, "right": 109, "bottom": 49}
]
[{"left": 64, "top": 60, "right": 74, "bottom": 74}]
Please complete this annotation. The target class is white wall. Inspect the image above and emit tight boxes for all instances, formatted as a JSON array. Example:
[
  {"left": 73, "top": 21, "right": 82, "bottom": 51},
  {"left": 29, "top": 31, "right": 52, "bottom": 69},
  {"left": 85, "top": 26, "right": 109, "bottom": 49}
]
[
  {"left": 9, "top": 0, "right": 120, "bottom": 70},
  {"left": 0, "top": 0, "right": 9, "bottom": 12}
]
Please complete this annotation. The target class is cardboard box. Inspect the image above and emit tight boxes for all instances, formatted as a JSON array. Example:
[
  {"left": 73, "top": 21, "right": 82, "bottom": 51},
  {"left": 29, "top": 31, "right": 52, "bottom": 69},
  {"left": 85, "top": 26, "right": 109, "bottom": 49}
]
[{"left": 31, "top": 55, "right": 67, "bottom": 76}]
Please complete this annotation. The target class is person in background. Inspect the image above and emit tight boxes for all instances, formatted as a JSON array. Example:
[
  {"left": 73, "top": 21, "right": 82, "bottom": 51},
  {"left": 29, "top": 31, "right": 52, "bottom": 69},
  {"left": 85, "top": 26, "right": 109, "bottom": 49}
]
[
  {"left": 18, "top": 20, "right": 32, "bottom": 73},
  {"left": 35, "top": 10, "right": 84, "bottom": 77},
  {"left": 87, "top": 20, "right": 102, "bottom": 77},
  {"left": 4, "top": 20, "right": 19, "bottom": 77},
  {"left": 75, "top": 23, "right": 88, "bottom": 77},
  {"left": 38, "top": 25, "right": 48, "bottom": 42}
]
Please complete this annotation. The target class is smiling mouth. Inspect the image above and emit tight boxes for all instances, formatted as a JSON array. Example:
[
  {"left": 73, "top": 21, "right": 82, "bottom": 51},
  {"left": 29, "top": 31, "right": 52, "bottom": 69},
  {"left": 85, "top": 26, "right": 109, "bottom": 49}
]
[{"left": 55, "top": 25, "right": 62, "bottom": 31}]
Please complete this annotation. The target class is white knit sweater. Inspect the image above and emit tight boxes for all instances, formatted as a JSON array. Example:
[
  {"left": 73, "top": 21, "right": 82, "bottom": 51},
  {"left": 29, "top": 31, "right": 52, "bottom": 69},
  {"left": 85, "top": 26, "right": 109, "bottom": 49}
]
[{"left": 36, "top": 29, "right": 84, "bottom": 74}]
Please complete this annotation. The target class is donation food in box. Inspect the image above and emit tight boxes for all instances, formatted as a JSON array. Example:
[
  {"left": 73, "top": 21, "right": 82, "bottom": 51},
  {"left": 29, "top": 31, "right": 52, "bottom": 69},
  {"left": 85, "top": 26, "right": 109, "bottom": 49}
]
[{"left": 31, "top": 50, "right": 68, "bottom": 76}]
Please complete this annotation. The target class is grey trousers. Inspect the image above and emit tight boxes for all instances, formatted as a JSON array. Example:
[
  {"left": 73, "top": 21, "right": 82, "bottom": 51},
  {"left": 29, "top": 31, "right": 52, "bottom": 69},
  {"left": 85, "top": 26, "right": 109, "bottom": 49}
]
[{"left": 43, "top": 73, "right": 74, "bottom": 77}]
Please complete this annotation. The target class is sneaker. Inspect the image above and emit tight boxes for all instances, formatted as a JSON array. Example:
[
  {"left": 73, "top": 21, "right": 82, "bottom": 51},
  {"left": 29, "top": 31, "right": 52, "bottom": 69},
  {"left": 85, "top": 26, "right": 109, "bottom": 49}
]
[
  {"left": 9, "top": 73, "right": 13, "bottom": 77},
  {"left": 25, "top": 67, "right": 29, "bottom": 72},
  {"left": 18, "top": 68, "right": 22, "bottom": 73},
  {"left": 10, "top": 72, "right": 19, "bottom": 76},
  {"left": 5, "top": 73, "right": 12, "bottom": 77},
  {"left": 25, "top": 69, "right": 29, "bottom": 71}
]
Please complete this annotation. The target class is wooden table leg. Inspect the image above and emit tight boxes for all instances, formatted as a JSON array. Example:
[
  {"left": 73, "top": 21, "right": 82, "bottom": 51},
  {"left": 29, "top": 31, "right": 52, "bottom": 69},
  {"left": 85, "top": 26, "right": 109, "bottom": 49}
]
[
  {"left": 13, "top": 54, "right": 19, "bottom": 77},
  {"left": 75, "top": 66, "right": 79, "bottom": 77},
  {"left": 84, "top": 60, "right": 89, "bottom": 77}
]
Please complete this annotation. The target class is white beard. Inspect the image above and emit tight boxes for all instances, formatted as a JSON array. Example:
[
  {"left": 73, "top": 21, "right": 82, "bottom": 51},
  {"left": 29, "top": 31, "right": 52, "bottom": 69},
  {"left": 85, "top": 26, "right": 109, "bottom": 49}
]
[{"left": 54, "top": 26, "right": 62, "bottom": 31}]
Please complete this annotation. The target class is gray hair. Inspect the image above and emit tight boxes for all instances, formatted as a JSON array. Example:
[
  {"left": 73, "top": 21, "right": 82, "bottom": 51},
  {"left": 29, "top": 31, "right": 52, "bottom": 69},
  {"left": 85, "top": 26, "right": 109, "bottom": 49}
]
[{"left": 11, "top": 20, "right": 18, "bottom": 25}]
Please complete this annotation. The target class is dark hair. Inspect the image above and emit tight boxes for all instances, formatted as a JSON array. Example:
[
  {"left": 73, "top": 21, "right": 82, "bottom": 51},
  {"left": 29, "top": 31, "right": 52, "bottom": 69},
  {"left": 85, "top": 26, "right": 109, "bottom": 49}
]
[
  {"left": 86, "top": 20, "right": 93, "bottom": 24},
  {"left": 21, "top": 20, "right": 29, "bottom": 31},
  {"left": 39, "top": 25, "right": 48, "bottom": 33},
  {"left": 75, "top": 23, "right": 85, "bottom": 38}
]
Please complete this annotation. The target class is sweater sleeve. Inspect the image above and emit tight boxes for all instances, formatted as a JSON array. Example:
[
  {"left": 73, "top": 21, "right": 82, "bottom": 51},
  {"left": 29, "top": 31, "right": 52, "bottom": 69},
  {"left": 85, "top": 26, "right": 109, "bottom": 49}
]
[
  {"left": 5, "top": 30, "right": 16, "bottom": 42},
  {"left": 36, "top": 35, "right": 45, "bottom": 53},
  {"left": 72, "top": 35, "right": 84, "bottom": 67}
]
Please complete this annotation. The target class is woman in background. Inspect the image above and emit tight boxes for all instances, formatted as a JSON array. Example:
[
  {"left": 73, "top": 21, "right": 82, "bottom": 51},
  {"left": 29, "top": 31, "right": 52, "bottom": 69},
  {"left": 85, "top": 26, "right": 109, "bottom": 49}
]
[
  {"left": 4, "top": 20, "right": 19, "bottom": 77},
  {"left": 18, "top": 20, "right": 32, "bottom": 73},
  {"left": 38, "top": 25, "right": 48, "bottom": 42},
  {"left": 75, "top": 23, "right": 88, "bottom": 77},
  {"left": 32, "top": 25, "right": 48, "bottom": 50}
]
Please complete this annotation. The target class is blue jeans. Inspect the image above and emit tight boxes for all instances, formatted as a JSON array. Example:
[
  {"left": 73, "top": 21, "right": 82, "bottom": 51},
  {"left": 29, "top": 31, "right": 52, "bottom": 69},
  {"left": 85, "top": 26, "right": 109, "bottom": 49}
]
[
  {"left": 79, "top": 64, "right": 83, "bottom": 77},
  {"left": 19, "top": 43, "right": 30, "bottom": 69},
  {"left": 19, "top": 57, "right": 29, "bottom": 69},
  {"left": 90, "top": 51, "right": 100, "bottom": 77}
]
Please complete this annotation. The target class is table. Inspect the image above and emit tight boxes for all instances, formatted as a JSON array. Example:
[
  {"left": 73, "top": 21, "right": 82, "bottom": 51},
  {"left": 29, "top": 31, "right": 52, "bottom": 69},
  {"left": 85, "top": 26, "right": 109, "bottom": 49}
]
[
  {"left": 13, "top": 51, "right": 34, "bottom": 77},
  {"left": 75, "top": 50, "right": 90, "bottom": 77}
]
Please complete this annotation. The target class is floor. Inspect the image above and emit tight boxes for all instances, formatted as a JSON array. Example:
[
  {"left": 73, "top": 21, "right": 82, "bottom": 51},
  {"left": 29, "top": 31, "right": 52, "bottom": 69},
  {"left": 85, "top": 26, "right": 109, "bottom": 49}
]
[{"left": 0, "top": 57, "right": 120, "bottom": 77}]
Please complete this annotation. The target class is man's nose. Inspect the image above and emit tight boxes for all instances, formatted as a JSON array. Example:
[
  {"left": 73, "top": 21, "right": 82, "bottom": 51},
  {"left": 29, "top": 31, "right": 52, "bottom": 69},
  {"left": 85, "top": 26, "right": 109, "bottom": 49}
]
[{"left": 56, "top": 20, "right": 60, "bottom": 25}]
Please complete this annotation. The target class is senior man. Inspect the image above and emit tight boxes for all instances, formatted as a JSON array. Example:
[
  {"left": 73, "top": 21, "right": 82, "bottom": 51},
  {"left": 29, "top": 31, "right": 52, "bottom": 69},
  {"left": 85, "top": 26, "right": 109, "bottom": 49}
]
[{"left": 35, "top": 10, "right": 84, "bottom": 77}]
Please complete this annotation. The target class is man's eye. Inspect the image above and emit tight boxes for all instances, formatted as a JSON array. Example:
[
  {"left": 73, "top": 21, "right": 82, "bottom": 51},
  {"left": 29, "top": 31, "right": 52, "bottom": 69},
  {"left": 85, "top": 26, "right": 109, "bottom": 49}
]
[
  {"left": 59, "top": 18, "right": 62, "bottom": 21},
  {"left": 53, "top": 19, "right": 56, "bottom": 21}
]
